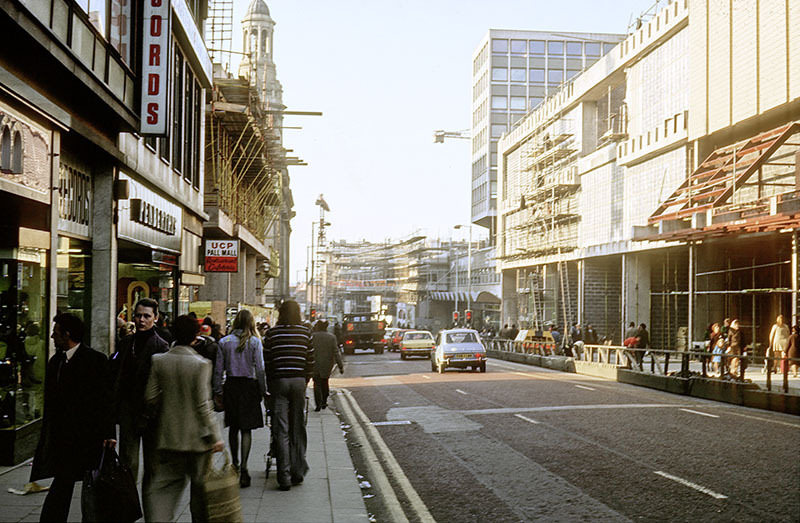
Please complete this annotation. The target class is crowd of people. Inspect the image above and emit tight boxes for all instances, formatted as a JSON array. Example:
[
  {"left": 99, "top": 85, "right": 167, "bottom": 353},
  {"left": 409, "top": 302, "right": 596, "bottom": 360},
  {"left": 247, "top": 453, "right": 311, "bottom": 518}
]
[{"left": 32, "top": 298, "right": 322, "bottom": 522}]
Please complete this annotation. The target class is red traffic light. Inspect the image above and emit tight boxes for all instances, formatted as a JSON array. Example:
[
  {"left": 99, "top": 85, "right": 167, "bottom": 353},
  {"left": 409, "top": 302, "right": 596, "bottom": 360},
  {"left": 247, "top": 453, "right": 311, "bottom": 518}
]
[
  {"left": 465, "top": 310, "right": 473, "bottom": 322},
  {"left": 452, "top": 311, "right": 459, "bottom": 322}
]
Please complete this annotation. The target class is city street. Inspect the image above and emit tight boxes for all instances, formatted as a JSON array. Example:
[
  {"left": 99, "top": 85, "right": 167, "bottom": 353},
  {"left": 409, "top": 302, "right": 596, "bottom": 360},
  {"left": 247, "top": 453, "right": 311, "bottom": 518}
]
[{"left": 333, "top": 352, "right": 800, "bottom": 522}]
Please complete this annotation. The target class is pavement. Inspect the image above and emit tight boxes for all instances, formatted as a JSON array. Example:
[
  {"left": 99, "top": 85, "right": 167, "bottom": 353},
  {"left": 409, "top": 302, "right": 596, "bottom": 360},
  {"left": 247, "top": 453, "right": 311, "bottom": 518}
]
[{"left": 0, "top": 395, "right": 369, "bottom": 522}]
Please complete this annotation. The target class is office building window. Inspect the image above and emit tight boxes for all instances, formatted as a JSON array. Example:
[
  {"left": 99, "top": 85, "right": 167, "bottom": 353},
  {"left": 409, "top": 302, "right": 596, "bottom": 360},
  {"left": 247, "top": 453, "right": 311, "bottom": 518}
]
[
  {"left": 604, "top": 43, "right": 616, "bottom": 54},
  {"left": 529, "top": 97, "right": 543, "bottom": 109},
  {"left": 491, "top": 124, "right": 506, "bottom": 138},
  {"left": 548, "top": 41, "right": 563, "bottom": 55},
  {"left": 171, "top": 48, "right": 183, "bottom": 172},
  {"left": 548, "top": 69, "right": 563, "bottom": 84},
  {"left": 529, "top": 68, "right": 545, "bottom": 82},
  {"left": 510, "top": 39, "right": 527, "bottom": 54},
  {"left": 492, "top": 67, "right": 507, "bottom": 81},
  {"left": 510, "top": 96, "right": 526, "bottom": 110},
  {"left": 510, "top": 68, "right": 526, "bottom": 82},
  {"left": 586, "top": 42, "right": 601, "bottom": 56},
  {"left": 491, "top": 96, "right": 507, "bottom": 110},
  {"left": 566, "top": 42, "right": 582, "bottom": 56},
  {"left": 492, "top": 39, "right": 508, "bottom": 53},
  {"left": 529, "top": 40, "right": 545, "bottom": 54},
  {"left": 566, "top": 69, "right": 580, "bottom": 80}
]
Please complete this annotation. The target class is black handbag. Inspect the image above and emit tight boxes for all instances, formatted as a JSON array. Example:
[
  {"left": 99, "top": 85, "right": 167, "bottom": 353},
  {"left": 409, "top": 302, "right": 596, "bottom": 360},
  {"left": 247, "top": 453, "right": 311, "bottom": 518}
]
[{"left": 82, "top": 447, "right": 142, "bottom": 522}]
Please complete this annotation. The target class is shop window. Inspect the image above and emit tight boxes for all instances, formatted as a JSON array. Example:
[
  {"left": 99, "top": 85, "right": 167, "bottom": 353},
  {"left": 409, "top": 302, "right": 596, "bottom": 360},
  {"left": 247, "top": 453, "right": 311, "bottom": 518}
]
[
  {"left": 56, "top": 237, "right": 91, "bottom": 325},
  {"left": 12, "top": 132, "right": 22, "bottom": 173}
]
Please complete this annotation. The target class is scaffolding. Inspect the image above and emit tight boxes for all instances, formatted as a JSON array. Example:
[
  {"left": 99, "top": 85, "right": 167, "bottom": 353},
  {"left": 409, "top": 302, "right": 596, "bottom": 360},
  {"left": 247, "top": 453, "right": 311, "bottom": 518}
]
[{"left": 206, "top": 0, "right": 234, "bottom": 72}]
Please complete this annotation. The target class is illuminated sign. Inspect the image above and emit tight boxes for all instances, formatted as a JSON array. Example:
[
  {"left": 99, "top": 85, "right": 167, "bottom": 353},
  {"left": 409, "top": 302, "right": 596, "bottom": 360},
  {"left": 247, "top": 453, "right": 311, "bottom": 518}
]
[
  {"left": 140, "top": 0, "right": 171, "bottom": 135},
  {"left": 204, "top": 240, "right": 239, "bottom": 272}
]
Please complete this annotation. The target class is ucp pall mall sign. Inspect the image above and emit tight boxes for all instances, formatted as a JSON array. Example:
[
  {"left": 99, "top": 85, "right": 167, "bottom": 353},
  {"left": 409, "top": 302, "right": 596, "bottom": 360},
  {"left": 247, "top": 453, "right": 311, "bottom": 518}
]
[
  {"left": 205, "top": 240, "right": 239, "bottom": 272},
  {"left": 140, "top": 0, "right": 171, "bottom": 135}
]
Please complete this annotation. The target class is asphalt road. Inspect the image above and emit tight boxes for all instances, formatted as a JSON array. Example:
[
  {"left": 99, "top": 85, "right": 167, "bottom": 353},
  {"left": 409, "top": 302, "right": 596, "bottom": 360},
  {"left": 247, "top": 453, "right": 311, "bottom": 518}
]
[{"left": 331, "top": 350, "right": 800, "bottom": 522}]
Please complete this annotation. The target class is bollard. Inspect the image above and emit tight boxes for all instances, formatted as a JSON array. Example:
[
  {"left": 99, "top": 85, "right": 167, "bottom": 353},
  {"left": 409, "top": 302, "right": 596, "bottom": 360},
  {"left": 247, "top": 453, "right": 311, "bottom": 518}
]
[{"left": 681, "top": 351, "right": 690, "bottom": 377}]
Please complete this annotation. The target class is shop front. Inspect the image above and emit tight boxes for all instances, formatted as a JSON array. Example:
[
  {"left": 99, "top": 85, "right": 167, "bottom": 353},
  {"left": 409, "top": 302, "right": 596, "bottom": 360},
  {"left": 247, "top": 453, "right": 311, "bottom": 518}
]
[{"left": 116, "top": 173, "right": 182, "bottom": 326}]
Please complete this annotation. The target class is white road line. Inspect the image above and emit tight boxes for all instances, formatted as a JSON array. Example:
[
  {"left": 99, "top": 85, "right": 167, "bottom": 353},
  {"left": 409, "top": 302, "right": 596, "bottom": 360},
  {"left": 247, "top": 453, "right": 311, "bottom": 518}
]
[
  {"left": 679, "top": 408, "right": 719, "bottom": 418},
  {"left": 654, "top": 471, "right": 728, "bottom": 499},
  {"left": 514, "top": 413, "right": 540, "bottom": 424},
  {"left": 421, "top": 375, "right": 431, "bottom": 380},
  {"left": 364, "top": 375, "right": 394, "bottom": 380},
  {"left": 455, "top": 389, "right": 468, "bottom": 395},
  {"left": 575, "top": 385, "right": 596, "bottom": 391},
  {"left": 373, "top": 420, "right": 412, "bottom": 426},
  {"left": 722, "top": 410, "right": 800, "bottom": 429}
]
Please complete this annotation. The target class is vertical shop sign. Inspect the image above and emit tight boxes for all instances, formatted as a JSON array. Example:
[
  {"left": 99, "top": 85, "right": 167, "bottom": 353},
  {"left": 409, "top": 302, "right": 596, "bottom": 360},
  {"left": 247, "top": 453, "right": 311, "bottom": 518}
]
[
  {"left": 140, "top": 0, "right": 171, "bottom": 135},
  {"left": 204, "top": 240, "right": 239, "bottom": 272}
]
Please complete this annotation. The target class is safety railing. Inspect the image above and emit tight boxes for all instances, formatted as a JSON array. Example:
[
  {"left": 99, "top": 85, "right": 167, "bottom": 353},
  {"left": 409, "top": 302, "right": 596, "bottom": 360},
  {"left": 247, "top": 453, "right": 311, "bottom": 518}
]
[{"left": 482, "top": 336, "right": 800, "bottom": 394}]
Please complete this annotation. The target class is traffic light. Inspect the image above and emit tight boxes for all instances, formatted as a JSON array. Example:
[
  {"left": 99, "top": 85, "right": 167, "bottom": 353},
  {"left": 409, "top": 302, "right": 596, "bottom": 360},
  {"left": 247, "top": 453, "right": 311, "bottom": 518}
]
[
  {"left": 452, "top": 311, "right": 459, "bottom": 323},
  {"left": 310, "top": 308, "right": 316, "bottom": 320},
  {"left": 465, "top": 310, "right": 472, "bottom": 323}
]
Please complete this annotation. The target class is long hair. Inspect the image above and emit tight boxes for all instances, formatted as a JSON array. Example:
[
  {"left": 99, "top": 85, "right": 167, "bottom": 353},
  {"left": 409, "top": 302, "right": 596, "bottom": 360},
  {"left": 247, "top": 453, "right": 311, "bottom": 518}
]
[
  {"left": 232, "top": 309, "right": 258, "bottom": 352},
  {"left": 277, "top": 300, "right": 302, "bottom": 326}
]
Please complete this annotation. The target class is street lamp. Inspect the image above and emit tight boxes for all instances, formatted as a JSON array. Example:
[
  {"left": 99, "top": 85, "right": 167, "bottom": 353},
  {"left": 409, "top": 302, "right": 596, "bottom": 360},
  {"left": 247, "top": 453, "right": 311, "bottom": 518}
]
[{"left": 454, "top": 224, "right": 472, "bottom": 321}]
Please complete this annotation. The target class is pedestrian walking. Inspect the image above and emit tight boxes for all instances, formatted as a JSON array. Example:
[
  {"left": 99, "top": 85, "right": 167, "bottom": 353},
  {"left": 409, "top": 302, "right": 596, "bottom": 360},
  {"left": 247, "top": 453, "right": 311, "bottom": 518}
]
[
  {"left": 213, "top": 309, "right": 267, "bottom": 488},
  {"left": 32, "top": 313, "right": 116, "bottom": 522},
  {"left": 727, "top": 318, "right": 747, "bottom": 378},
  {"left": 110, "top": 298, "right": 168, "bottom": 486},
  {"left": 311, "top": 320, "right": 344, "bottom": 411},
  {"left": 143, "top": 315, "right": 224, "bottom": 522},
  {"left": 766, "top": 314, "right": 790, "bottom": 374},
  {"left": 263, "top": 300, "right": 315, "bottom": 491}
]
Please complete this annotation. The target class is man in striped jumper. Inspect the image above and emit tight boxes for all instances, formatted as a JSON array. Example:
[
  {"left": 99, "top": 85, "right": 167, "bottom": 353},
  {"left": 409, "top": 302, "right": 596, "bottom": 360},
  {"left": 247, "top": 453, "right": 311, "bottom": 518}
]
[{"left": 263, "top": 300, "right": 316, "bottom": 491}]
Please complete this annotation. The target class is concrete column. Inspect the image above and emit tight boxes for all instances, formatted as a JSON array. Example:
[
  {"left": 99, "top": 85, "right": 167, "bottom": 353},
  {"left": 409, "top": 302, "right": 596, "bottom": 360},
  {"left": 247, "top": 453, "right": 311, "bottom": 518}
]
[
  {"left": 577, "top": 260, "right": 585, "bottom": 326},
  {"left": 90, "top": 166, "right": 117, "bottom": 354},
  {"left": 622, "top": 252, "right": 651, "bottom": 331},
  {"left": 792, "top": 230, "right": 798, "bottom": 327},
  {"left": 688, "top": 242, "right": 695, "bottom": 348},
  {"left": 501, "top": 269, "right": 517, "bottom": 326}
]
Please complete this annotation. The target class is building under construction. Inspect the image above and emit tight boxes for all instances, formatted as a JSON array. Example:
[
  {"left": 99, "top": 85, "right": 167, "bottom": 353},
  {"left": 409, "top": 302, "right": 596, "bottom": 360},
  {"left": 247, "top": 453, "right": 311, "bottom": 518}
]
[{"left": 497, "top": 0, "right": 800, "bottom": 351}]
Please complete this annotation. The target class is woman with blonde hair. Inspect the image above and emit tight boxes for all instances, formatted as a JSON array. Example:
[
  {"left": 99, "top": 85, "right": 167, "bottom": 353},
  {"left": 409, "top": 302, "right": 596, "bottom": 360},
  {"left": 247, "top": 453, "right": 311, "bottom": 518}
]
[
  {"left": 767, "top": 314, "right": 790, "bottom": 374},
  {"left": 213, "top": 309, "right": 267, "bottom": 487}
]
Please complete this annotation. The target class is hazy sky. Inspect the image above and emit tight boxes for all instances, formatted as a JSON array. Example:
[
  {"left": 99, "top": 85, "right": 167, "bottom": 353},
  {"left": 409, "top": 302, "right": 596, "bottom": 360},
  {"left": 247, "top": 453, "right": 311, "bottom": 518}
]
[{"left": 228, "top": 0, "right": 651, "bottom": 285}]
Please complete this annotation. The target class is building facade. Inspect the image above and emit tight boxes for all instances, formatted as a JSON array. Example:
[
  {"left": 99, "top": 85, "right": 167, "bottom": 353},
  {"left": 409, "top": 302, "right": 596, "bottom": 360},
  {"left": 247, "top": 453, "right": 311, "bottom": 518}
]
[
  {"left": 470, "top": 29, "right": 625, "bottom": 235},
  {"left": 497, "top": 0, "right": 800, "bottom": 351}
]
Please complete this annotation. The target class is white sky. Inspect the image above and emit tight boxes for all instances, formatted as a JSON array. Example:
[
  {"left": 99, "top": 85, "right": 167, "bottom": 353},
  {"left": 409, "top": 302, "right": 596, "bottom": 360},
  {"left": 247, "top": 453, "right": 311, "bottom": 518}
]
[{"left": 228, "top": 0, "right": 651, "bottom": 285}]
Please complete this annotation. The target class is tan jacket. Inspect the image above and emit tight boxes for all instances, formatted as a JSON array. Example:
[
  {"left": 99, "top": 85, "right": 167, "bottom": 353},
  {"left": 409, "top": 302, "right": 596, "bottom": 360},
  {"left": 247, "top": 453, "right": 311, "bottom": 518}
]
[{"left": 145, "top": 345, "right": 222, "bottom": 452}]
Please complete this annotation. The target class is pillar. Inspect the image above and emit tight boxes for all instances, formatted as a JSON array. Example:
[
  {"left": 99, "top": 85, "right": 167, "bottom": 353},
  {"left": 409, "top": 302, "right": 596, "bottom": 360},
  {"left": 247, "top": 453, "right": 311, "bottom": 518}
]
[
  {"left": 577, "top": 259, "right": 585, "bottom": 326},
  {"left": 90, "top": 166, "right": 118, "bottom": 354},
  {"left": 688, "top": 242, "right": 695, "bottom": 348},
  {"left": 793, "top": 230, "right": 798, "bottom": 327}
]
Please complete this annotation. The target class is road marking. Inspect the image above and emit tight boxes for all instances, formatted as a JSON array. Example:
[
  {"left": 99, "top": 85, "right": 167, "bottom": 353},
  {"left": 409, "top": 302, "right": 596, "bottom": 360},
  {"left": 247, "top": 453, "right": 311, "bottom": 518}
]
[
  {"left": 460, "top": 403, "right": 706, "bottom": 415},
  {"left": 455, "top": 389, "right": 468, "bottom": 395},
  {"left": 654, "top": 471, "right": 728, "bottom": 499},
  {"left": 421, "top": 375, "right": 431, "bottom": 380},
  {"left": 372, "top": 420, "right": 412, "bottom": 426},
  {"left": 514, "top": 414, "right": 540, "bottom": 424},
  {"left": 722, "top": 410, "right": 800, "bottom": 429},
  {"left": 575, "top": 385, "right": 596, "bottom": 391},
  {"left": 680, "top": 408, "right": 719, "bottom": 418}
]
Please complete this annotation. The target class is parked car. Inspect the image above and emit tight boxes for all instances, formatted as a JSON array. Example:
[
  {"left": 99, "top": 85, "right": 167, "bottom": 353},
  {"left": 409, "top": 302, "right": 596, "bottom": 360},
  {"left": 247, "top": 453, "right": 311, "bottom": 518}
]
[
  {"left": 399, "top": 330, "right": 434, "bottom": 359},
  {"left": 431, "top": 329, "right": 487, "bottom": 373}
]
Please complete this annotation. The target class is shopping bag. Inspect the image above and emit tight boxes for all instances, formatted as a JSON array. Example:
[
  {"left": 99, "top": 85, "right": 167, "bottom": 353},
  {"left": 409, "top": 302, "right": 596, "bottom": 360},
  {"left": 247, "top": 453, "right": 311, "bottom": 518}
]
[
  {"left": 82, "top": 447, "right": 142, "bottom": 523},
  {"left": 204, "top": 451, "right": 243, "bottom": 523}
]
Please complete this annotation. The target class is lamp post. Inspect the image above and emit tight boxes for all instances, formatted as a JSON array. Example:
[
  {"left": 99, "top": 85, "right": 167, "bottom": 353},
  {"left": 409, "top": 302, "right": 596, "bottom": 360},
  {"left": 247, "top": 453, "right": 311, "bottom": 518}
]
[{"left": 454, "top": 224, "right": 472, "bottom": 321}]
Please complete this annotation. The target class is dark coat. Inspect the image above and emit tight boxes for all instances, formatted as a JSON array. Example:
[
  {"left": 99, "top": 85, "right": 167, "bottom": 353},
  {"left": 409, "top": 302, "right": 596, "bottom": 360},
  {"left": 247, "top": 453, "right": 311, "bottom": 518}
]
[
  {"left": 728, "top": 328, "right": 747, "bottom": 353},
  {"left": 31, "top": 345, "right": 114, "bottom": 481},
  {"left": 110, "top": 329, "right": 168, "bottom": 427},
  {"left": 311, "top": 331, "right": 344, "bottom": 379}
]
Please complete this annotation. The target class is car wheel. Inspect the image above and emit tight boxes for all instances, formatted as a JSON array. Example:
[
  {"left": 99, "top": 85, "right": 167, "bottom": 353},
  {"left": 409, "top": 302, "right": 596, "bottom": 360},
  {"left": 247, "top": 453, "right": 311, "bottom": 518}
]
[{"left": 480, "top": 363, "right": 486, "bottom": 373}]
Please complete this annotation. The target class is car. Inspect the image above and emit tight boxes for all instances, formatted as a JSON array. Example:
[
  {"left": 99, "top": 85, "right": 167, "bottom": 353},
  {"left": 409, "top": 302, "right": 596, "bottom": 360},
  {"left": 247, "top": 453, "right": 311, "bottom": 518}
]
[
  {"left": 390, "top": 329, "right": 409, "bottom": 352},
  {"left": 381, "top": 328, "right": 401, "bottom": 351},
  {"left": 399, "top": 330, "right": 434, "bottom": 359},
  {"left": 431, "top": 329, "right": 487, "bottom": 373}
]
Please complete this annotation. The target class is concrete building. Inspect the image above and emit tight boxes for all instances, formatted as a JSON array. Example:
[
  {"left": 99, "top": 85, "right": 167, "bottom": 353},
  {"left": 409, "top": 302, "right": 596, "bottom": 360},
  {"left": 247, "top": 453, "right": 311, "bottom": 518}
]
[
  {"left": 497, "top": 0, "right": 800, "bottom": 352},
  {"left": 470, "top": 29, "right": 625, "bottom": 235},
  {"left": 0, "top": 0, "right": 211, "bottom": 463}
]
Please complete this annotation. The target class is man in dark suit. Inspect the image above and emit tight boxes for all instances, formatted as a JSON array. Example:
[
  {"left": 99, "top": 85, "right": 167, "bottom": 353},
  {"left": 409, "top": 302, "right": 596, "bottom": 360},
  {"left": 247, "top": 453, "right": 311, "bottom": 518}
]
[
  {"left": 311, "top": 320, "right": 344, "bottom": 411},
  {"left": 31, "top": 313, "right": 115, "bottom": 522}
]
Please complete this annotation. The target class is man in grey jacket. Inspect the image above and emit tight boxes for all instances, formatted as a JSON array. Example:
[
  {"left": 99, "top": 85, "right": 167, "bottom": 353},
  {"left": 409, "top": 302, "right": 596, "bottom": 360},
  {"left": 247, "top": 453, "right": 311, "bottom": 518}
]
[
  {"left": 312, "top": 320, "right": 344, "bottom": 411},
  {"left": 143, "top": 315, "right": 224, "bottom": 522}
]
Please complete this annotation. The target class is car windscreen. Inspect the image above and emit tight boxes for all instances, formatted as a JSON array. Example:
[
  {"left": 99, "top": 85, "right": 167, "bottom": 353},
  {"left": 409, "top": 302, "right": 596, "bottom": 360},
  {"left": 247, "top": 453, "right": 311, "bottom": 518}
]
[
  {"left": 405, "top": 332, "right": 432, "bottom": 340},
  {"left": 446, "top": 332, "right": 478, "bottom": 344}
]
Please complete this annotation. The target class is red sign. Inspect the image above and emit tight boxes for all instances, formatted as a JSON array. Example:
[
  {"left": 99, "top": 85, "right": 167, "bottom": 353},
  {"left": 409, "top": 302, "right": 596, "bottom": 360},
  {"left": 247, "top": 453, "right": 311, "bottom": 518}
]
[{"left": 204, "top": 240, "right": 239, "bottom": 273}]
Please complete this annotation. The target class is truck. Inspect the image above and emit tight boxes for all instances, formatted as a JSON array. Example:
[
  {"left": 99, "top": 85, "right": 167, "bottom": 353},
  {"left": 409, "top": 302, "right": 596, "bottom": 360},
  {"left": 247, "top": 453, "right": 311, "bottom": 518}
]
[{"left": 341, "top": 313, "right": 386, "bottom": 355}]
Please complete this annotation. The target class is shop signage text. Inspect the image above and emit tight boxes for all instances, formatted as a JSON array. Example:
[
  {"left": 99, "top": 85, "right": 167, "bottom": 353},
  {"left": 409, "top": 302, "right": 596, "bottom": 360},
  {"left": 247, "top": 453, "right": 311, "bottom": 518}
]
[
  {"left": 130, "top": 198, "right": 177, "bottom": 235},
  {"left": 140, "top": 0, "right": 171, "bottom": 135},
  {"left": 205, "top": 240, "right": 239, "bottom": 272}
]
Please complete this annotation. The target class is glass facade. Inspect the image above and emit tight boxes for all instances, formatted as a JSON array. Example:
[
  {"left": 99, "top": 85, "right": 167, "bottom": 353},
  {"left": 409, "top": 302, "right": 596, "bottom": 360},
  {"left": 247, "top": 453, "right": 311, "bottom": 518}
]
[
  {"left": 0, "top": 248, "right": 48, "bottom": 432},
  {"left": 56, "top": 237, "right": 91, "bottom": 322}
]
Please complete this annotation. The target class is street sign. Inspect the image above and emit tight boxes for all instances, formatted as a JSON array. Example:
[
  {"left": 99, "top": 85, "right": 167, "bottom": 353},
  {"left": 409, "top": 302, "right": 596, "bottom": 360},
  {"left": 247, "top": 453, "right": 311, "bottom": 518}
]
[{"left": 204, "top": 240, "right": 239, "bottom": 272}]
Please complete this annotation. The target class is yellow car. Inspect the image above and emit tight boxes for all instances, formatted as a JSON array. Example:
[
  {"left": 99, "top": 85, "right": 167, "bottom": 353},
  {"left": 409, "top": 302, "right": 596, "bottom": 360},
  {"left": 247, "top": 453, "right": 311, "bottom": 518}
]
[{"left": 399, "top": 330, "right": 435, "bottom": 359}]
